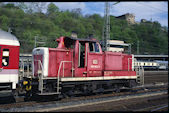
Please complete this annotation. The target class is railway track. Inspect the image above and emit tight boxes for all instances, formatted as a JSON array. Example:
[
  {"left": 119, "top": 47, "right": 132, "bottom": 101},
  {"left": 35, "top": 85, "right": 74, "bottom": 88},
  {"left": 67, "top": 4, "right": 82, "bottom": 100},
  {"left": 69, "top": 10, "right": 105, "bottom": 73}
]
[
  {"left": 0, "top": 71, "right": 168, "bottom": 111},
  {"left": 135, "top": 104, "right": 168, "bottom": 111},
  {"left": 0, "top": 83, "right": 167, "bottom": 112}
]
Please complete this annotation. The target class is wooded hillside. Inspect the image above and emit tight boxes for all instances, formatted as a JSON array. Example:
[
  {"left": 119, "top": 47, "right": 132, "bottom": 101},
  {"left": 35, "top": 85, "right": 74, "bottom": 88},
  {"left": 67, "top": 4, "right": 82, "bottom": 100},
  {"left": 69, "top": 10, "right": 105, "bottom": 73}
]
[{"left": 0, "top": 3, "right": 168, "bottom": 54}]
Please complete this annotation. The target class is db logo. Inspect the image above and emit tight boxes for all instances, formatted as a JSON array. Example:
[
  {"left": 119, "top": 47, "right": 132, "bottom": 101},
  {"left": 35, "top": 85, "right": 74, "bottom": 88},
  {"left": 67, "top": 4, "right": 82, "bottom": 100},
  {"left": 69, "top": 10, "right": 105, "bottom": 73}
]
[{"left": 93, "top": 59, "right": 98, "bottom": 64}]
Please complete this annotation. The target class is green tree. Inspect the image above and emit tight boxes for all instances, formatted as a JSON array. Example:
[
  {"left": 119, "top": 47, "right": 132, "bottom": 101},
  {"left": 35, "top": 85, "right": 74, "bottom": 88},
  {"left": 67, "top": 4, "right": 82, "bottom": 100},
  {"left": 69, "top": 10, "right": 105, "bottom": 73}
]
[
  {"left": 0, "top": 15, "right": 9, "bottom": 31},
  {"left": 47, "top": 3, "right": 59, "bottom": 16}
]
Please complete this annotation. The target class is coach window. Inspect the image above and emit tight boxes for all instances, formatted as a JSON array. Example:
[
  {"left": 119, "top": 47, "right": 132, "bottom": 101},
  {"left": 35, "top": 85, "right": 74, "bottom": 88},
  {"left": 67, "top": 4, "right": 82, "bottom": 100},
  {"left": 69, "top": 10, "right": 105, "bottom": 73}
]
[{"left": 2, "top": 49, "right": 9, "bottom": 66}]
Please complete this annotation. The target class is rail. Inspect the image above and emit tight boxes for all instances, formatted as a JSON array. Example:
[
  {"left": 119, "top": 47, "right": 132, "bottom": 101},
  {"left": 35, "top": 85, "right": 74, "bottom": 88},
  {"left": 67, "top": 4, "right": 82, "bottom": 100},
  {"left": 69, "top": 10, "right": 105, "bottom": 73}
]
[{"left": 57, "top": 61, "right": 73, "bottom": 93}]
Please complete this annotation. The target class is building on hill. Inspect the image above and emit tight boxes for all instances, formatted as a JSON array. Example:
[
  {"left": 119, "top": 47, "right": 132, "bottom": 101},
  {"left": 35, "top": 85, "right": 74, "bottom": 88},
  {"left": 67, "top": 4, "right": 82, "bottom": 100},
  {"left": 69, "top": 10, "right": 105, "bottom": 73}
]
[
  {"left": 116, "top": 13, "right": 135, "bottom": 25},
  {"left": 141, "top": 19, "right": 147, "bottom": 23}
]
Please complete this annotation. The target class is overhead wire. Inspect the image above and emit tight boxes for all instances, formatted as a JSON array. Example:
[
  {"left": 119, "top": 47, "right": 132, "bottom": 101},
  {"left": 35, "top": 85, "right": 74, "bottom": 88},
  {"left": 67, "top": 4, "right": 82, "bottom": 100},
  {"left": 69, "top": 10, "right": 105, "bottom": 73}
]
[{"left": 135, "top": 2, "right": 168, "bottom": 13}]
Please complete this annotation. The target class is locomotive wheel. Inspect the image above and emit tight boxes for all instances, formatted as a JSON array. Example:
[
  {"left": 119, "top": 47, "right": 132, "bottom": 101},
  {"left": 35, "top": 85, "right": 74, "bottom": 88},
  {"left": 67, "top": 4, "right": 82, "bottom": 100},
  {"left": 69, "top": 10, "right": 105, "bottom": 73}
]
[
  {"left": 56, "top": 94, "right": 64, "bottom": 100},
  {"left": 129, "top": 80, "right": 137, "bottom": 88},
  {"left": 62, "top": 93, "right": 69, "bottom": 98},
  {"left": 98, "top": 88, "right": 104, "bottom": 94},
  {"left": 64, "top": 90, "right": 74, "bottom": 97},
  {"left": 83, "top": 85, "right": 91, "bottom": 95},
  {"left": 114, "top": 84, "right": 120, "bottom": 93}
]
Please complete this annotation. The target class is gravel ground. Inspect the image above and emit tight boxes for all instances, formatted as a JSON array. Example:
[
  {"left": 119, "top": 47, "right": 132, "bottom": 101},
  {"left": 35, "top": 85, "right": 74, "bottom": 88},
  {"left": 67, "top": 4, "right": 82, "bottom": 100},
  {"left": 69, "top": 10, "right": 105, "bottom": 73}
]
[
  {"left": 54, "top": 93, "right": 168, "bottom": 112},
  {"left": 0, "top": 90, "right": 167, "bottom": 112}
]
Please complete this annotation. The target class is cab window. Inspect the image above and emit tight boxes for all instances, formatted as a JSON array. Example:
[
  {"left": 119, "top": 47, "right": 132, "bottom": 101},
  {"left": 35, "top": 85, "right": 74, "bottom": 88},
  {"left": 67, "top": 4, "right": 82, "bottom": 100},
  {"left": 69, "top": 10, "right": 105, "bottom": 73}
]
[
  {"left": 89, "top": 43, "right": 94, "bottom": 52},
  {"left": 2, "top": 49, "right": 9, "bottom": 66},
  {"left": 89, "top": 42, "right": 100, "bottom": 53}
]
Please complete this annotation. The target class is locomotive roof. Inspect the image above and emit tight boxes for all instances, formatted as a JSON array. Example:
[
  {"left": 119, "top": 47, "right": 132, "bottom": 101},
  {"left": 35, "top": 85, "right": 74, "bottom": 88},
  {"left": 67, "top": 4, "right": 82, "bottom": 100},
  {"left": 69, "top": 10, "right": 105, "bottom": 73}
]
[
  {"left": 65, "top": 36, "right": 98, "bottom": 42},
  {"left": 0, "top": 29, "right": 20, "bottom": 46}
]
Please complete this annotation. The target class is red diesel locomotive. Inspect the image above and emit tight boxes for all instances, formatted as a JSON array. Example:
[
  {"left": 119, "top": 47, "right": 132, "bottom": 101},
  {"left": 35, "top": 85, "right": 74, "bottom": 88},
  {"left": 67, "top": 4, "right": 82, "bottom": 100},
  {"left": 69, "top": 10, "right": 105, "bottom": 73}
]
[{"left": 21, "top": 35, "right": 137, "bottom": 97}]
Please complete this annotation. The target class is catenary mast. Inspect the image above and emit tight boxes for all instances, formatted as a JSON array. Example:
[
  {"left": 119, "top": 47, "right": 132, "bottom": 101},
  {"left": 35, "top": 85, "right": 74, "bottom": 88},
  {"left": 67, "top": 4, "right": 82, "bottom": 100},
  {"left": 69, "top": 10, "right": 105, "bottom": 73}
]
[
  {"left": 102, "top": 2, "right": 110, "bottom": 51},
  {"left": 102, "top": 2, "right": 120, "bottom": 51}
]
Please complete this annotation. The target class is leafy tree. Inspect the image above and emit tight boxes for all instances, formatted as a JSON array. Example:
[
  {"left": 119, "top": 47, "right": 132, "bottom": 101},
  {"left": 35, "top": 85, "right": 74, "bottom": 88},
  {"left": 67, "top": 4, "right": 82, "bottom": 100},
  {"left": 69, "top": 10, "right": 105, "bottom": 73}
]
[
  {"left": 47, "top": 3, "right": 59, "bottom": 16},
  {"left": 0, "top": 15, "right": 9, "bottom": 31},
  {"left": 71, "top": 8, "right": 82, "bottom": 18}
]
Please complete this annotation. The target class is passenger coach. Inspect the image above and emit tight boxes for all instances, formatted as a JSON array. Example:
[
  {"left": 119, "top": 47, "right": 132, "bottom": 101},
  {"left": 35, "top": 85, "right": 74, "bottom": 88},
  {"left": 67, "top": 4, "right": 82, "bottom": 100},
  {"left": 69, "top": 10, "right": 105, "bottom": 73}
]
[{"left": 0, "top": 30, "right": 20, "bottom": 92}]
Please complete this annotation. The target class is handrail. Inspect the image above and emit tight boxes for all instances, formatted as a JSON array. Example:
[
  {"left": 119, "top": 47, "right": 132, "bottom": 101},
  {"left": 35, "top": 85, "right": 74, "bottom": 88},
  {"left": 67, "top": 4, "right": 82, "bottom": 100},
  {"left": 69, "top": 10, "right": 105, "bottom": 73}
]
[
  {"left": 128, "top": 58, "right": 132, "bottom": 71},
  {"left": 33, "top": 59, "right": 44, "bottom": 93},
  {"left": 22, "top": 59, "right": 24, "bottom": 77},
  {"left": 134, "top": 65, "right": 144, "bottom": 85},
  {"left": 57, "top": 61, "right": 73, "bottom": 78},
  {"left": 39, "top": 60, "right": 44, "bottom": 75},
  {"left": 141, "top": 65, "right": 144, "bottom": 85},
  {"left": 57, "top": 61, "right": 73, "bottom": 93},
  {"left": 34, "top": 59, "right": 73, "bottom": 94},
  {"left": 34, "top": 59, "right": 44, "bottom": 76}
]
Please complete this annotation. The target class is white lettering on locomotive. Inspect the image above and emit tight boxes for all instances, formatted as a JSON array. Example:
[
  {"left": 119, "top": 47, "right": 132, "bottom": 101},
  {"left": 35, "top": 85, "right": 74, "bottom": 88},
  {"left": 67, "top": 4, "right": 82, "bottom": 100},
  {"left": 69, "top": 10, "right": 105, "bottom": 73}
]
[{"left": 91, "top": 65, "right": 100, "bottom": 68}]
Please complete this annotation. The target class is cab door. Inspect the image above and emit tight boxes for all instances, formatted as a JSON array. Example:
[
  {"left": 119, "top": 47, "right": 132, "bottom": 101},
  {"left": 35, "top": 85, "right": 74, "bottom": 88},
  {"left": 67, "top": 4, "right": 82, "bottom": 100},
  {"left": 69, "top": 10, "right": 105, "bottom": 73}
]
[
  {"left": 74, "top": 41, "right": 87, "bottom": 77},
  {"left": 87, "top": 42, "right": 103, "bottom": 77}
]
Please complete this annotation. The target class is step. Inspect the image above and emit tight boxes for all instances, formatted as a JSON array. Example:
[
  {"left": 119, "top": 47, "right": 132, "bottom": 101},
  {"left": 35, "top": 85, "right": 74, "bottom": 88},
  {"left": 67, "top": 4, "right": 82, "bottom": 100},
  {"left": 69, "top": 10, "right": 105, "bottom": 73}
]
[
  {"left": 54, "top": 87, "right": 62, "bottom": 89},
  {"left": 0, "top": 86, "right": 11, "bottom": 88},
  {"left": 38, "top": 92, "right": 61, "bottom": 95}
]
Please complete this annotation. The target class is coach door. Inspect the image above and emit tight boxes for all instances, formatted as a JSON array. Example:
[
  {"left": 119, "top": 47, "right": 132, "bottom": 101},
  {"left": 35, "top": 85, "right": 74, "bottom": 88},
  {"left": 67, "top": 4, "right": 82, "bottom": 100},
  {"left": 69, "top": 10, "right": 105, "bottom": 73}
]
[{"left": 0, "top": 46, "right": 10, "bottom": 82}]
